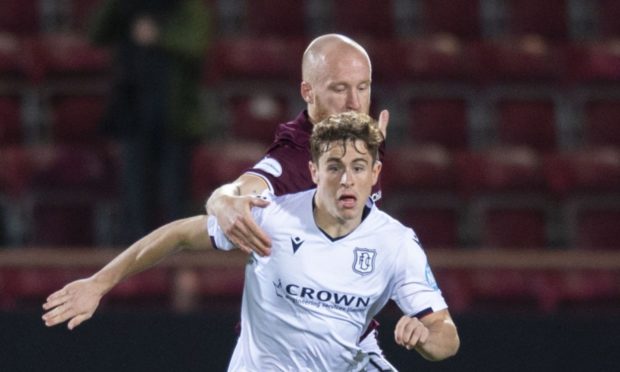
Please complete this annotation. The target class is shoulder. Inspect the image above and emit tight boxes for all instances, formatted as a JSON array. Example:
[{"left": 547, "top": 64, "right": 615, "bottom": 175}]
[{"left": 368, "top": 207, "right": 424, "bottom": 250}]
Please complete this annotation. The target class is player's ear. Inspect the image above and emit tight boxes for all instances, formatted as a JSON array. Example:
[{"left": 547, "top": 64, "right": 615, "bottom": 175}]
[
  {"left": 301, "top": 81, "right": 313, "bottom": 104},
  {"left": 309, "top": 161, "right": 319, "bottom": 185},
  {"left": 371, "top": 160, "right": 382, "bottom": 186}
]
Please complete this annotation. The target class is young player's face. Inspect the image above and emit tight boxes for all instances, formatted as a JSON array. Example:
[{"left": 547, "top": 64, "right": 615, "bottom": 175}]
[
  {"left": 310, "top": 139, "right": 381, "bottom": 225},
  {"left": 306, "top": 49, "right": 372, "bottom": 124}
]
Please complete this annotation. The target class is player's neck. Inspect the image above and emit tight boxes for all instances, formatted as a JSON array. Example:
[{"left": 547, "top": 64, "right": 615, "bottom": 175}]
[{"left": 312, "top": 200, "right": 362, "bottom": 239}]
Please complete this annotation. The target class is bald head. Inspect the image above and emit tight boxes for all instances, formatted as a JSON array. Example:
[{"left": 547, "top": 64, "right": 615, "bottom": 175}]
[
  {"left": 302, "top": 34, "right": 371, "bottom": 84},
  {"left": 300, "top": 34, "right": 373, "bottom": 123}
]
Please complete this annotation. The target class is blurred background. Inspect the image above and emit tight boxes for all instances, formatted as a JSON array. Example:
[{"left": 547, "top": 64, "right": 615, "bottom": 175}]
[{"left": 1, "top": 0, "right": 620, "bottom": 371}]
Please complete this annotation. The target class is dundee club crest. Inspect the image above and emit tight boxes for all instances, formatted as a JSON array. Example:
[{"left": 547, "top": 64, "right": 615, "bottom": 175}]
[{"left": 352, "top": 248, "right": 377, "bottom": 276}]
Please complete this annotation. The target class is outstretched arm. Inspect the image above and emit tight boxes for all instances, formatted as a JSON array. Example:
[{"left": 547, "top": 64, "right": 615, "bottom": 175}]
[
  {"left": 394, "top": 308, "right": 460, "bottom": 361},
  {"left": 205, "top": 173, "right": 272, "bottom": 256},
  {"left": 42, "top": 215, "right": 211, "bottom": 330}
]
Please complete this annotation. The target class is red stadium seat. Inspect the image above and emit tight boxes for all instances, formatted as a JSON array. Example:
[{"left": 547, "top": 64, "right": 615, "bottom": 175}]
[
  {"left": 381, "top": 145, "right": 461, "bottom": 248},
  {"left": 0, "top": 96, "right": 22, "bottom": 145},
  {"left": 382, "top": 145, "right": 457, "bottom": 193},
  {"left": 0, "top": 0, "right": 39, "bottom": 35},
  {"left": 0, "top": 145, "right": 35, "bottom": 199},
  {"left": 190, "top": 141, "right": 266, "bottom": 202},
  {"left": 494, "top": 98, "right": 558, "bottom": 152},
  {"left": 244, "top": 0, "right": 307, "bottom": 38},
  {"left": 32, "top": 32, "right": 111, "bottom": 82},
  {"left": 19, "top": 144, "right": 119, "bottom": 246},
  {"left": 565, "top": 40, "right": 620, "bottom": 83},
  {"left": 407, "top": 97, "right": 469, "bottom": 150},
  {"left": 466, "top": 269, "right": 560, "bottom": 312},
  {"left": 396, "top": 206, "right": 461, "bottom": 249},
  {"left": 397, "top": 35, "right": 484, "bottom": 82},
  {"left": 507, "top": 0, "right": 569, "bottom": 40},
  {"left": 480, "top": 36, "right": 566, "bottom": 82},
  {"left": 331, "top": 0, "right": 396, "bottom": 39},
  {"left": 456, "top": 147, "right": 552, "bottom": 248},
  {"left": 583, "top": 99, "right": 620, "bottom": 147},
  {"left": 0, "top": 33, "right": 27, "bottom": 78},
  {"left": 211, "top": 37, "right": 306, "bottom": 82},
  {"left": 597, "top": 0, "right": 620, "bottom": 39},
  {"left": 544, "top": 147, "right": 620, "bottom": 196},
  {"left": 543, "top": 148, "right": 620, "bottom": 249},
  {"left": 420, "top": 0, "right": 482, "bottom": 39},
  {"left": 228, "top": 93, "right": 291, "bottom": 144},
  {"left": 48, "top": 94, "right": 107, "bottom": 144}
]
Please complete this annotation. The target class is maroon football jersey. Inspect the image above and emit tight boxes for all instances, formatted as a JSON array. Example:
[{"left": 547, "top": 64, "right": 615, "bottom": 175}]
[{"left": 246, "top": 111, "right": 383, "bottom": 201}]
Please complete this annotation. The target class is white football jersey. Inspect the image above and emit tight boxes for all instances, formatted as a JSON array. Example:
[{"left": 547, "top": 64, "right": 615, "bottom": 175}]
[{"left": 208, "top": 189, "right": 447, "bottom": 371}]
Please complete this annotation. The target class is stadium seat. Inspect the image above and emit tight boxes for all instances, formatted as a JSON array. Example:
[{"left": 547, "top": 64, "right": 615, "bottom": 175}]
[
  {"left": 19, "top": 144, "right": 119, "bottom": 246},
  {"left": 456, "top": 147, "right": 552, "bottom": 247},
  {"left": 210, "top": 37, "right": 306, "bottom": 82},
  {"left": 105, "top": 268, "right": 173, "bottom": 308},
  {"left": 493, "top": 97, "right": 558, "bottom": 152},
  {"left": 397, "top": 35, "right": 484, "bottom": 82},
  {"left": 0, "top": 96, "right": 22, "bottom": 145},
  {"left": 544, "top": 147, "right": 620, "bottom": 249},
  {"left": 227, "top": 93, "right": 291, "bottom": 144},
  {"left": 0, "top": 33, "right": 26, "bottom": 78},
  {"left": 331, "top": 0, "right": 396, "bottom": 39},
  {"left": 190, "top": 140, "right": 266, "bottom": 202},
  {"left": 32, "top": 32, "right": 111, "bottom": 82},
  {"left": 565, "top": 40, "right": 620, "bottom": 83},
  {"left": 244, "top": 0, "right": 307, "bottom": 38},
  {"left": 48, "top": 94, "right": 107, "bottom": 144},
  {"left": 420, "top": 0, "right": 481, "bottom": 39},
  {"left": 597, "top": 0, "right": 620, "bottom": 39},
  {"left": 0, "top": 145, "right": 34, "bottom": 198},
  {"left": 583, "top": 99, "right": 620, "bottom": 147},
  {"left": 480, "top": 36, "right": 566, "bottom": 82},
  {"left": 381, "top": 145, "right": 461, "bottom": 248},
  {"left": 506, "top": 0, "right": 569, "bottom": 40},
  {"left": 466, "top": 269, "right": 560, "bottom": 312},
  {"left": 407, "top": 97, "right": 469, "bottom": 150},
  {"left": 0, "top": 0, "right": 39, "bottom": 35}
]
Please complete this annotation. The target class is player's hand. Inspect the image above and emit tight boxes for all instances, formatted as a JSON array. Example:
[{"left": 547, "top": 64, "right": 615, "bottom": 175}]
[
  {"left": 394, "top": 315, "right": 430, "bottom": 350},
  {"left": 378, "top": 109, "right": 389, "bottom": 140},
  {"left": 215, "top": 195, "right": 272, "bottom": 256},
  {"left": 42, "top": 277, "right": 106, "bottom": 330}
]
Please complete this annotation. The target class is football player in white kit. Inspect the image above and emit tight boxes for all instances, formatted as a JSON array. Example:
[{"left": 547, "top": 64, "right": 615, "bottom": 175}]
[
  {"left": 209, "top": 111, "right": 460, "bottom": 370},
  {"left": 42, "top": 111, "right": 459, "bottom": 370}
]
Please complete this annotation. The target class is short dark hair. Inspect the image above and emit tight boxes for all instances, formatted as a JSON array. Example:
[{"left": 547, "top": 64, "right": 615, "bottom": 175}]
[{"left": 310, "top": 111, "right": 383, "bottom": 163}]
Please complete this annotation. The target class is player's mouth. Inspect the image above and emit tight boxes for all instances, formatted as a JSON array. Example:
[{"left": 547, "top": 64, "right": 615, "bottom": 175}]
[{"left": 338, "top": 194, "right": 357, "bottom": 208}]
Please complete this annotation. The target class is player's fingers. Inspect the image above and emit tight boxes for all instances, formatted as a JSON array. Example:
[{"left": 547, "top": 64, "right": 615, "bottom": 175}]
[
  {"left": 236, "top": 215, "right": 272, "bottom": 256},
  {"left": 67, "top": 313, "right": 92, "bottom": 330},
  {"left": 393, "top": 315, "right": 409, "bottom": 345},
  {"left": 42, "top": 292, "right": 72, "bottom": 310},
  {"left": 45, "top": 288, "right": 69, "bottom": 304},
  {"left": 227, "top": 217, "right": 270, "bottom": 256},
  {"left": 378, "top": 109, "right": 389, "bottom": 140},
  {"left": 42, "top": 303, "right": 75, "bottom": 327}
]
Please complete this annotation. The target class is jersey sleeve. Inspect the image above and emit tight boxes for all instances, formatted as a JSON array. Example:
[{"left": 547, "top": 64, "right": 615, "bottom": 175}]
[
  {"left": 391, "top": 228, "right": 448, "bottom": 317},
  {"left": 245, "top": 144, "right": 315, "bottom": 196}
]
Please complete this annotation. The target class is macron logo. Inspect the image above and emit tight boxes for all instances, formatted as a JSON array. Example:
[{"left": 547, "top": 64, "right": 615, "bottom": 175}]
[{"left": 291, "top": 236, "right": 304, "bottom": 253}]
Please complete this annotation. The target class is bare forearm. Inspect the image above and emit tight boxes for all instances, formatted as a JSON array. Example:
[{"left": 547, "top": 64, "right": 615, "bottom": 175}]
[
  {"left": 92, "top": 216, "right": 209, "bottom": 292},
  {"left": 415, "top": 316, "right": 460, "bottom": 361}
]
